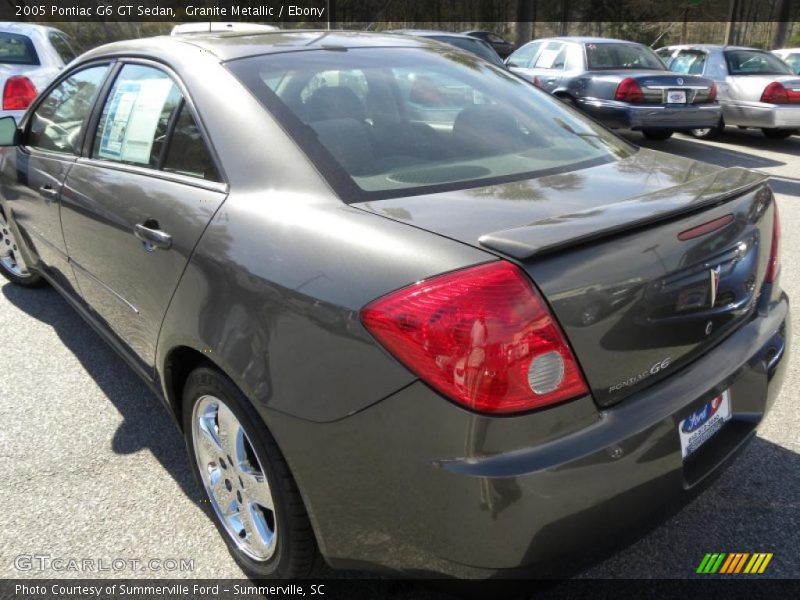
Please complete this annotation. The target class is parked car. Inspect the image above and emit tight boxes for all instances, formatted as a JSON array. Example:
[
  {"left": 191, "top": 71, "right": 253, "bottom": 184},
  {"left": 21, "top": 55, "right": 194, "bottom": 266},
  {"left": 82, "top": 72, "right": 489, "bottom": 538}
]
[
  {"left": 660, "top": 44, "right": 800, "bottom": 138},
  {"left": 506, "top": 37, "right": 722, "bottom": 140},
  {"left": 388, "top": 29, "right": 505, "bottom": 67},
  {"left": 0, "top": 30, "right": 788, "bottom": 580},
  {"left": 462, "top": 30, "right": 515, "bottom": 58},
  {"left": 0, "top": 22, "right": 77, "bottom": 122},
  {"left": 772, "top": 48, "right": 800, "bottom": 75}
]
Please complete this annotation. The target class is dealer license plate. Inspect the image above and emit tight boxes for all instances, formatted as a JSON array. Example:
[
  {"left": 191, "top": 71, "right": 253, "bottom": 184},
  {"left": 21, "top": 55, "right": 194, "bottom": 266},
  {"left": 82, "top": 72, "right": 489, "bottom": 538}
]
[
  {"left": 679, "top": 390, "right": 731, "bottom": 458},
  {"left": 667, "top": 90, "right": 687, "bottom": 103}
]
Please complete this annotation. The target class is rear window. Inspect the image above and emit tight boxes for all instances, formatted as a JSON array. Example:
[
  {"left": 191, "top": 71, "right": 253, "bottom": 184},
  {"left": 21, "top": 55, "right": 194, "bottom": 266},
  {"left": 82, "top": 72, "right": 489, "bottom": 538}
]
[
  {"left": 586, "top": 43, "right": 666, "bottom": 70},
  {"left": 0, "top": 32, "right": 39, "bottom": 65},
  {"left": 724, "top": 50, "right": 793, "bottom": 75},
  {"left": 228, "top": 47, "right": 633, "bottom": 201}
]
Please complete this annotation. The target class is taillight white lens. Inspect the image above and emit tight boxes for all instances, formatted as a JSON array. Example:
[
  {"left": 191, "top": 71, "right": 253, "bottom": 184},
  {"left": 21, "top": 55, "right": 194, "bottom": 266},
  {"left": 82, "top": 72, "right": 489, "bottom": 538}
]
[{"left": 361, "top": 261, "right": 589, "bottom": 414}]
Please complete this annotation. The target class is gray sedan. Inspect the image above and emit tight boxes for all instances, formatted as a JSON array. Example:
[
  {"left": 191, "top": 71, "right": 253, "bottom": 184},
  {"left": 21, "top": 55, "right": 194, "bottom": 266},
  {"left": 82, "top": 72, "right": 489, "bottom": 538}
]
[
  {"left": 660, "top": 44, "right": 800, "bottom": 139},
  {"left": 506, "top": 37, "right": 722, "bottom": 140},
  {"left": 0, "top": 31, "right": 788, "bottom": 580}
]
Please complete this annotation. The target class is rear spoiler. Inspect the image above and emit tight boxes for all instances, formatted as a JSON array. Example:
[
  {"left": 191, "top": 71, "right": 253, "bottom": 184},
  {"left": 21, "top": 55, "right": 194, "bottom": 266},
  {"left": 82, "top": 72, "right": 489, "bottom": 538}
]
[{"left": 478, "top": 167, "right": 770, "bottom": 260}]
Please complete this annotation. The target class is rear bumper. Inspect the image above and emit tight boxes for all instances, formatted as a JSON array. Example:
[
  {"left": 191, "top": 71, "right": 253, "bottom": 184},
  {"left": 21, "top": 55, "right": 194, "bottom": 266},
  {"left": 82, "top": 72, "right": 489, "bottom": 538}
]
[
  {"left": 577, "top": 98, "right": 722, "bottom": 130},
  {"left": 267, "top": 292, "right": 789, "bottom": 577},
  {"left": 723, "top": 101, "right": 800, "bottom": 129}
]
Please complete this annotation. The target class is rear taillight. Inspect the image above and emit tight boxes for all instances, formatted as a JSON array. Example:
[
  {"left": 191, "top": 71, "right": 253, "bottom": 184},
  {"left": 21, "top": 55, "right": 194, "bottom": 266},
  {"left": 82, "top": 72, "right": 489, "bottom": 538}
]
[
  {"left": 532, "top": 76, "right": 543, "bottom": 88},
  {"left": 760, "top": 81, "right": 800, "bottom": 104},
  {"left": 361, "top": 261, "right": 589, "bottom": 414},
  {"left": 766, "top": 202, "right": 780, "bottom": 283},
  {"left": 615, "top": 77, "right": 644, "bottom": 103},
  {"left": 707, "top": 82, "right": 718, "bottom": 103},
  {"left": 2, "top": 75, "right": 37, "bottom": 110}
]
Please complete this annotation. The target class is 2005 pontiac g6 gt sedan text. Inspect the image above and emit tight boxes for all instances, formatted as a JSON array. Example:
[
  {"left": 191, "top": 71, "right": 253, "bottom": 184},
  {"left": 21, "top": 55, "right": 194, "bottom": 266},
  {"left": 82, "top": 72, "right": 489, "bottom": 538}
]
[{"left": 0, "top": 31, "right": 789, "bottom": 579}]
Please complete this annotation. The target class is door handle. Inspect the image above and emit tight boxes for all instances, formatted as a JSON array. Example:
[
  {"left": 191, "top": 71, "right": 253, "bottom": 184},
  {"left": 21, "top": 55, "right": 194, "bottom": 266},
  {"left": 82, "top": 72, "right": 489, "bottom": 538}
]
[
  {"left": 134, "top": 220, "right": 172, "bottom": 251},
  {"left": 39, "top": 185, "right": 59, "bottom": 200},
  {"left": 546, "top": 78, "right": 557, "bottom": 84}
]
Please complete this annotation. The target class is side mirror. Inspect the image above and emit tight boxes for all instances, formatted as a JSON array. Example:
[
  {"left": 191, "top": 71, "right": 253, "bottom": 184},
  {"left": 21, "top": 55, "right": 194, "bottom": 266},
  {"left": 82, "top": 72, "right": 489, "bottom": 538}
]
[
  {"left": 505, "top": 59, "right": 519, "bottom": 68},
  {"left": 0, "top": 116, "right": 19, "bottom": 147}
]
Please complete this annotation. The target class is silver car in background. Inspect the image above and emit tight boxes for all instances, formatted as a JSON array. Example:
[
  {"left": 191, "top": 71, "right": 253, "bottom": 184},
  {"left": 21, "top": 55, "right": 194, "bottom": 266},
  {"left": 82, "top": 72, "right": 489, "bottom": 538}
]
[
  {"left": 506, "top": 37, "right": 721, "bottom": 141},
  {"left": 660, "top": 44, "right": 800, "bottom": 139},
  {"left": 0, "top": 22, "right": 77, "bottom": 122},
  {"left": 773, "top": 48, "right": 800, "bottom": 75}
]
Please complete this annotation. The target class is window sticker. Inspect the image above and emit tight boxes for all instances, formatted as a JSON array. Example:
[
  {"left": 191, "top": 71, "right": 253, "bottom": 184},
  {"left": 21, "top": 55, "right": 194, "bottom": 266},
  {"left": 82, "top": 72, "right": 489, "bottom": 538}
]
[{"left": 97, "top": 78, "right": 174, "bottom": 164}]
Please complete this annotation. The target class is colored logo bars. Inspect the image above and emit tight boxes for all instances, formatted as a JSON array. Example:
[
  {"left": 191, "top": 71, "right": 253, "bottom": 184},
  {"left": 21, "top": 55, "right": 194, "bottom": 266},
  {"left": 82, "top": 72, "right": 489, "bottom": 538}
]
[{"left": 697, "top": 553, "right": 773, "bottom": 574}]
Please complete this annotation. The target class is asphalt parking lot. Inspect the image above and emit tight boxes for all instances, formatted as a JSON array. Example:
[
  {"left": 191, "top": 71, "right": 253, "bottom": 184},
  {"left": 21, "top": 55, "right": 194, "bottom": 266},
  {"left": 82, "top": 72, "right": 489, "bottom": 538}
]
[{"left": 0, "top": 128, "right": 798, "bottom": 586}]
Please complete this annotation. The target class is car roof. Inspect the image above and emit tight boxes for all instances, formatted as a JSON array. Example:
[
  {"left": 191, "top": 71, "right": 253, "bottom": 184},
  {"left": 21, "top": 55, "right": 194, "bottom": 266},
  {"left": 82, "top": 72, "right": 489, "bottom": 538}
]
[
  {"left": 0, "top": 21, "right": 63, "bottom": 36},
  {"left": 660, "top": 44, "right": 767, "bottom": 51},
  {"left": 79, "top": 30, "right": 440, "bottom": 63},
  {"left": 541, "top": 36, "right": 636, "bottom": 45},
  {"left": 387, "top": 29, "right": 477, "bottom": 40}
]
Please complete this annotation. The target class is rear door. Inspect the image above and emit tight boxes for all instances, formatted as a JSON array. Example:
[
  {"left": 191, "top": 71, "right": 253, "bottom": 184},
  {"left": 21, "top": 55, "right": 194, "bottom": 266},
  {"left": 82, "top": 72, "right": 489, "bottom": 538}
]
[{"left": 59, "top": 62, "right": 227, "bottom": 370}]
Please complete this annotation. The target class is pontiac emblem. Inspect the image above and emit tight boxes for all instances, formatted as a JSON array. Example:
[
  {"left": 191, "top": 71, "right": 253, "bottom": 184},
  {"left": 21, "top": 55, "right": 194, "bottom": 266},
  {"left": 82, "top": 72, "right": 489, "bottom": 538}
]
[
  {"left": 677, "top": 77, "right": 684, "bottom": 85},
  {"left": 709, "top": 266, "right": 721, "bottom": 307}
]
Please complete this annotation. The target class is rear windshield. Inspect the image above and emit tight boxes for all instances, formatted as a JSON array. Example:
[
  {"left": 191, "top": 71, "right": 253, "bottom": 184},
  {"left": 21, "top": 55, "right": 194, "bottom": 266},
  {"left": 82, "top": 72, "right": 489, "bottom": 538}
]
[
  {"left": 228, "top": 47, "right": 633, "bottom": 201},
  {"left": 724, "top": 50, "right": 793, "bottom": 75},
  {"left": 429, "top": 36, "right": 504, "bottom": 67},
  {"left": 0, "top": 32, "right": 39, "bottom": 65},
  {"left": 586, "top": 43, "right": 666, "bottom": 70}
]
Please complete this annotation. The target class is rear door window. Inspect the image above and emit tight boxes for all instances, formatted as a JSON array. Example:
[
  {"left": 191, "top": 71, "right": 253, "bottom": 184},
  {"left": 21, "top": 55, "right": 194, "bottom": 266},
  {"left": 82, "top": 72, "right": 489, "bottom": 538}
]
[
  {"left": 533, "top": 42, "right": 567, "bottom": 70},
  {"left": 0, "top": 32, "right": 39, "bottom": 65},
  {"left": 162, "top": 103, "right": 221, "bottom": 182},
  {"left": 27, "top": 65, "right": 109, "bottom": 154}
]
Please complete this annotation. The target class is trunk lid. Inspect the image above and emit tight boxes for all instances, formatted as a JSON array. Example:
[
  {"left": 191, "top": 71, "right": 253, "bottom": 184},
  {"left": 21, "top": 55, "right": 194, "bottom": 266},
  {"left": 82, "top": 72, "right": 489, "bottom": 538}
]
[
  {"left": 589, "top": 69, "right": 716, "bottom": 103},
  {"left": 355, "top": 150, "right": 774, "bottom": 406}
]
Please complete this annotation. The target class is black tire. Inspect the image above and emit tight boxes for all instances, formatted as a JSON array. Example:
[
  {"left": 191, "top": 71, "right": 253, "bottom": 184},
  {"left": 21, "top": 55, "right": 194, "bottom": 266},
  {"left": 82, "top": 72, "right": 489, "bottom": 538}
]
[
  {"left": 183, "top": 366, "right": 320, "bottom": 578},
  {"left": 641, "top": 129, "right": 673, "bottom": 141},
  {"left": 762, "top": 128, "right": 797, "bottom": 139},
  {"left": 689, "top": 120, "right": 725, "bottom": 140},
  {"left": 0, "top": 205, "right": 44, "bottom": 287}
]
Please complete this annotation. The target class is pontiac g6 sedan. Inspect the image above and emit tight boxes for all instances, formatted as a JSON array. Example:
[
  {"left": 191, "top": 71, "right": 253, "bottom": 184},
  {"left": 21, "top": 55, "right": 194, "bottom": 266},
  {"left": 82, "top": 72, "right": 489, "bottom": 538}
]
[
  {"left": 0, "top": 31, "right": 789, "bottom": 579},
  {"left": 506, "top": 37, "right": 722, "bottom": 140}
]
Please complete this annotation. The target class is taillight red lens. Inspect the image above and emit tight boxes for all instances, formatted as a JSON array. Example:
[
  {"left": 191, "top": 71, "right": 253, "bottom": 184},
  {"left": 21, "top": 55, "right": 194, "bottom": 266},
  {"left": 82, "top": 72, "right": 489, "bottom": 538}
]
[
  {"left": 707, "top": 82, "right": 718, "bottom": 103},
  {"left": 766, "top": 201, "right": 780, "bottom": 283},
  {"left": 361, "top": 261, "right": 589, "bottom": 414},
  {"left": 761, "top": 82, "right": 789, "bottom": 104},
  {"left": 615, "top": 77, "right": 644, "bottom": 103},
  {"left": 2, "top": 75, "right": 37, "bottom": 110}
]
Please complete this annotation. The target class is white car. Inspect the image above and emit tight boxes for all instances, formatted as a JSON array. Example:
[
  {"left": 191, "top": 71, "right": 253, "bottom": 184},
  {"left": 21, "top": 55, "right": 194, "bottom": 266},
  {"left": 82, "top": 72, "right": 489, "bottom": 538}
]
[
  {"left": 0, "top": 22, "right": 77, "bottom": 122},
  {"left": 773, "top": 48, "right": 800, "bottom": 75}
]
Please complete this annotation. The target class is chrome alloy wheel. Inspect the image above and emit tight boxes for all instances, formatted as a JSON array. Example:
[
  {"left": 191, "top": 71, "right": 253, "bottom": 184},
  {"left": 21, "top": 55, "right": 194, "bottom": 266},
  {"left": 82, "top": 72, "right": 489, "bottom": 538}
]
[
  {"left": 0, "top": 209, "right": 30, "bottom": 277},
  {"left": 192, "top": 395, "right": 278, "bottom": 561}
]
